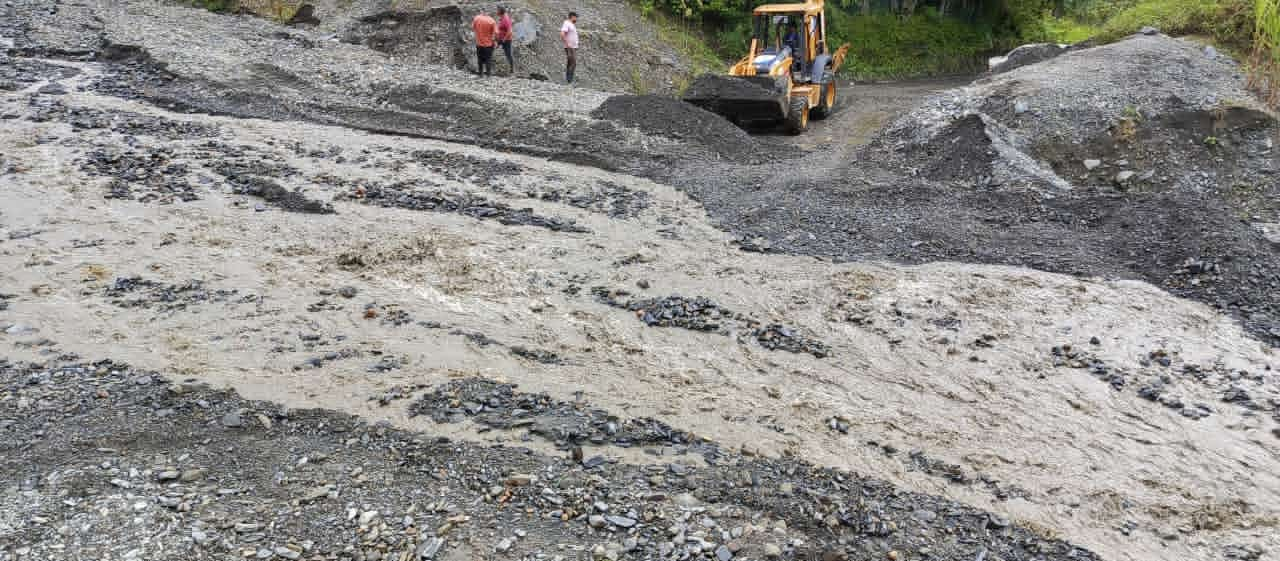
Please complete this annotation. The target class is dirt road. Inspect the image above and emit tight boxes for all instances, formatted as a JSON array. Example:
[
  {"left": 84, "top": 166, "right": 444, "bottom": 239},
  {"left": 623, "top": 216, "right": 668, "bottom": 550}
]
[{"left": 769, "top": 78, "right": 976, "bottom": 151}]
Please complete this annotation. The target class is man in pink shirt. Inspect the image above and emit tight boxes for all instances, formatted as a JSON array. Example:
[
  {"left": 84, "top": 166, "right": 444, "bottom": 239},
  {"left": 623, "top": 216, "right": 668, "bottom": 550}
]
[
  {"left": 496, "top": 6, "right": 515, "bottom": 74},
  {"left": 472, "top": 10, "right": 497, "bottom": 77},
  {"left": 560, "top": 11, "right": 579, "bottom": 84}
]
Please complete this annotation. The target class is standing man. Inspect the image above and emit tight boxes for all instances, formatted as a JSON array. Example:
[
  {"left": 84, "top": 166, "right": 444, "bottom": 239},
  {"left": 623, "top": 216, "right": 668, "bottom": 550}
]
[
  {"left": 472, "top": 9, "right": 497, "bottom": 77},
  {"left": 496, "top": 6, "right": 515, "bottom": 75},
  {"left": 560, "top": 11, "right": 579, "bottom": 84}
]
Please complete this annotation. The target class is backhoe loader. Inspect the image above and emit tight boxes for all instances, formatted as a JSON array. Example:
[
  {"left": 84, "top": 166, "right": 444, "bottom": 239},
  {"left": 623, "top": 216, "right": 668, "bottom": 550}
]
[{"left": 682, "top": 0, "right": 849, "bottom": 135}]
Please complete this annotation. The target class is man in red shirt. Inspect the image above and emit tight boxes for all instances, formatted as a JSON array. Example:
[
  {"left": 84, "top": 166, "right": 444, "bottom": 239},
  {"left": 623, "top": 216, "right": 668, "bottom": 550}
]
[
  {"left": 496, "top": 6, "right": 515, "bottom": 74},
  {"left": 472, "top": 10, "right": 497, "bottom": 77}
]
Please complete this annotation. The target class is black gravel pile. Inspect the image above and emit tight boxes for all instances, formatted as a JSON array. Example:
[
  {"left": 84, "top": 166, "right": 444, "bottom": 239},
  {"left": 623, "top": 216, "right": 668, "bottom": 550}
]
[
  {"left": 409, "top": 148, "right": 525, "bottom": 186},
  {"left": 622, "top": 295, "right": 732, "bottom": 332},
  {"left": 0, "top": 58, "right": 78, "bottom": 91},
  {"left": 294, "top": 349, "right": 361, "bottom": 371},
  {"left": 104, "top": 276, "right": 259, "bottom": 312},
  {"left": 27, "top": 100, "right": 220, "bottom": 138},
  {"left": 592, "top": 288, "right": 832, "bottom": 357},
  {"left": 1046, "top": 343, "right": 1278, "bottom": 422},
  {"left": 232, "top": 175, "right": 335, "bottom": 214},
  {"left": 81, "top": 147, "right": 200, "bottom": 203},
  {"left": 353, "top": 183, "right": 588, "bottom": 233},
  {"left": 533, "top": 180, "right": 652, "bottom": 220},
  {"left": 753, "top": 324, "right": 830, "bottom": 358},
  {"left": 409, "top": 378, "right": 719, "bottom": 458},
  {"left": 206, "top": 157, "right": 334, "bottom": 214},
  {"left": 591, "top": 94, "right": 760, "bottom": 160},
  {"left": 1, "top": 357, "right": 1106, "bottom": 561}
]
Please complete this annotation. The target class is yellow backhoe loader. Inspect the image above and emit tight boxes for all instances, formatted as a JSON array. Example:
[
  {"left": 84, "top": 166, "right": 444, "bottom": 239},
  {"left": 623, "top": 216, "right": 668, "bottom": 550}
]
[{"left": 683, "top": 0, "right": 849, "bottom": 135}]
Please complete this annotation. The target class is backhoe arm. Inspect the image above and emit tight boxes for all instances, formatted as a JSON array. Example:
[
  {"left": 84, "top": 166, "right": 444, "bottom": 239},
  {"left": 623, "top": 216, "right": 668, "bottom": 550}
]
[{"left": 831, "top": 44, "right": 850, "bottom": 72}]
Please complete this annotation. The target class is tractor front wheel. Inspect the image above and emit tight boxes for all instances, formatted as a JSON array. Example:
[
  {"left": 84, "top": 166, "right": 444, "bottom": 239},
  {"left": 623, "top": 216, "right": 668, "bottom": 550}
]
[{"left": 786, "top": 97, "right": 810, "bottom": 135}]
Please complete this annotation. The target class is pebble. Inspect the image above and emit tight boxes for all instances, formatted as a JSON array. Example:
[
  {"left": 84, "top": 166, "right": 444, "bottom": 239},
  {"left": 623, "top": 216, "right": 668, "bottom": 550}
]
[
  {"left": 417, "top": 537, "right": 444, "bottom": 559},
  {"left": 606, "top": 515, "right": 637, "bottom": 528},
  {"left": 715, "top": 544, "right": 734, "bottom": 561},
  {"left": 221, "top": 410, "right": 244, "bottom": 428}
]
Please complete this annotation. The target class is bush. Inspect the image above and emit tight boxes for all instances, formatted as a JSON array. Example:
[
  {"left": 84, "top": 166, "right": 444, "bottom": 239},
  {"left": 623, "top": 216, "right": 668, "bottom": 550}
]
[{"left": 827, "top": 8, "right": 1000, "bottom": 80}]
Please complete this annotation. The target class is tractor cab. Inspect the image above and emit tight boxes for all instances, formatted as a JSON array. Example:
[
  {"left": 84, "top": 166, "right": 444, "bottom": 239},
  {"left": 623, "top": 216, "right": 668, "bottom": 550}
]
[{"left": 745, "top": 4, "right": 829, "bottom": 83}]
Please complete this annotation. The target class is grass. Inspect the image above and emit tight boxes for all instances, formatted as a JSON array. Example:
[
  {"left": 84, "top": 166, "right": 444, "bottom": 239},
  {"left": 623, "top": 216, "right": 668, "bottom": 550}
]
[
  {"left": 1090, "top": 0, "right": 1256, "bottom": 49},
  {"left": 1248, "top": 0, "right": 1279, "bottom": 106},
  {"left": 1044, "top": 17, "right": 1101, "bottom": 43},
  {"left": 642, "top": 8, "right": 726, "bottom": 76}
]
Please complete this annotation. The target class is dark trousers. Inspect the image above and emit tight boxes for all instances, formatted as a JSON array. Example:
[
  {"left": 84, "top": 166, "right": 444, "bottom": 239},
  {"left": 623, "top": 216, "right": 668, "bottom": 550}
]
[
  {"left": 498, "top": 40, "right": 514, "bottom": 72},
  {"left": 476, "top": 46, "right": 494, "bottom": 76},
  {"left": 565, "top": 47, "right": 576, "bottom": 83}
]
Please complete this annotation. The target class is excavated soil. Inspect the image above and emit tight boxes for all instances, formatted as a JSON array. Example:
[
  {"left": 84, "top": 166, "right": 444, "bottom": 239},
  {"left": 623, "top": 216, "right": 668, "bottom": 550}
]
[{"left": 3, "top": 4, "right": 1280, "bottom": 561}]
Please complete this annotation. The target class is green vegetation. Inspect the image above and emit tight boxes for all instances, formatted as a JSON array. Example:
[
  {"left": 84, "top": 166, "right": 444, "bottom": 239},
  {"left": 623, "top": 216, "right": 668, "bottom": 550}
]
[
  {"left": 826, "top": 9, "right": 999, "bottom": 79},
  {"left": 1249, "top": 0, "right": 1279, "bottom": 106},
  {"left": 187, "top": 0, "right": 301, "bottom": 21},
  {"left": 642, "top": 8, "right": 728, "bottom": 75},
  {"left": 636, "top": 0, "right": 1268, "bottom": 81}
]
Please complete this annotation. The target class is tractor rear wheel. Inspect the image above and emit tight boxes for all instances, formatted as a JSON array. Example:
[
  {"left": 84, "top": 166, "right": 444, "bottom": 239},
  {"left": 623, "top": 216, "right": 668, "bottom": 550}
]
[
  {"left": 785, "top": 97, "right": 810, "bottom": 135},
  {"left": 811, "top": 80, "right": 836, "bottom": 120}
]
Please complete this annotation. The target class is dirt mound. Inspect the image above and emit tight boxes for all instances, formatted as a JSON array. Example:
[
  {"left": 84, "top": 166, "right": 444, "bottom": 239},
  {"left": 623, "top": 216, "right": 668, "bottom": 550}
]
[
  {"left": 888, "top": 35, "right": 1278, "bottom": 193},
  {"left": 341, "top": 8, "right": 466, "bottom": 68},
  {"left": 591, "top": 94, "right": 759, "bottom": 159}
]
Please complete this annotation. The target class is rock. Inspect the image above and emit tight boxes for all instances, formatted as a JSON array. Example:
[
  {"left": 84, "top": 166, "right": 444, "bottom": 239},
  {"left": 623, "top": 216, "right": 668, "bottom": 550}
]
[
  {"left": 417, "top": 537, "right": 444, "bottom": 559},
  {"left": 987, "top": 514, "right": 1011, "bottom": 529},
  {"left": 337, "top": 286, "right": 358, "bottom": 298},
  {"left": 275, "top": 547, "right": 302, "bottom": 560},
  {"left": 286, "top": 4, "right": 320, "bottom": 26},
  {"left": 1089, "top": 336, "right": 1101, "bottom": 346},
  {"left": 913, "top": 509, "right": 938, "bottom": 522},
  {"left": 1013, "top": 100, "right": 1029, "bottom": 114},
  {"left": 715, "top": 545, "right": 734, "bottom": 561},
  {"left": 606, "top": 515, "right": 637, "bottom": 528},
  {"left": 589, "top": 514, "right": 607, "bottom": 528},
  {"left": 1114, "top": 171, "right": 1136, "bottom": 185},
  {"left": 1139, "top": 26, "right": 1160, "bottom": 35},
  {"left": 156, "top": 470, "right": 180, "bottom": 481},
  {"left": 673, "top": 493, "right": 699, "bottom": 508},
  {"left": 191, "top": 528, "right": 210, "bottom": 546},
  {"left": 764, "top": 544, "right": 782, "bottom": 558},
  {"left": 4, "top": 323, "right": 35, "bottom": 335},
  {"left": 505, "top": 474, "right": 536, "bottom": 487},
  {"left": 495, "top": 538, "right": 513, "bottom": 553},
  {"left": 989, "top": 43, "right": 1068, "bottom": 74},
  {"left": 1083, "top": 159, "right": 1102, "bottom": 170},
  {"left": 221, "top": 410, "right": 244, "bottom": 428}
]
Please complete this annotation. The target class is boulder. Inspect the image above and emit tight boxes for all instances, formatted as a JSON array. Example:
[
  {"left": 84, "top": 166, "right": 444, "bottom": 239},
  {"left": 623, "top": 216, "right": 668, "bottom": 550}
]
[{"left": 989, "top": 43, "right": 1069, "bottom": 74}]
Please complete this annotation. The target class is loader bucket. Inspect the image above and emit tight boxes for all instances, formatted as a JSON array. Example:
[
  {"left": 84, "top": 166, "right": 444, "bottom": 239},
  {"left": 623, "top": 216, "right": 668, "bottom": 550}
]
[{"left": 682, "top": 74, "right": 790, "bottom": 123}]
